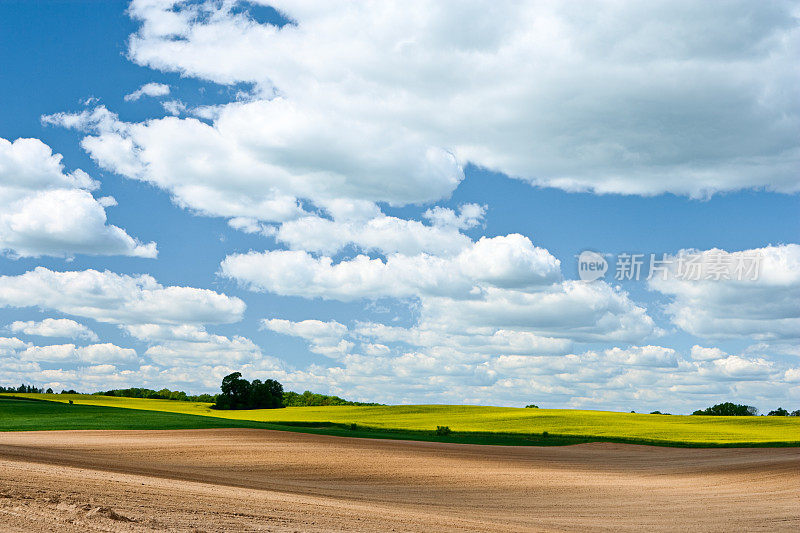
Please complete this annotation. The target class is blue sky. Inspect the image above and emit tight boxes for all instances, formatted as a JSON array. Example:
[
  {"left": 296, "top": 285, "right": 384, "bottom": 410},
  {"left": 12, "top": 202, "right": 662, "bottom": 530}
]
[{"left": 0, "top": 1, "right": 798, "bottom": 413}]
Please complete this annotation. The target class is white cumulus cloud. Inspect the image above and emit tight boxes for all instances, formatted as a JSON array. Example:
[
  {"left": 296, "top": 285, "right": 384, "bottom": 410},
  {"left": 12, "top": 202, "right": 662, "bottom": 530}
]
[
  {"left": 8, "top": 318, "right": 98, "bottom": 341},
  {"left": 262, "top": 318, "right": 353, "bottom": 358},
  {"left": 124, "top": 82, "right": 170, "bottom": 102},
  {"left": 226, "top": 233, "right": 655, "bottom": 345},
  {"left": 222, "top": 234, "right": 562, "bottom": 300},
  {"left": 0, "top": 137, "right": 157, "bottom": 258},
  {"left": 45, "top": 0, "right": 799, "bottom": 240},
  {"left": 0, "top": 267, "right": 245, "bottom": 326},
  {"left": 114, "top": 0, "right": 800, "bottom": 202},
  {"left": 19, "top": 343, "right": 137, "bottom": 364},
  {"left": 649, "top": 244, "right": 800, "bottom": 340}
]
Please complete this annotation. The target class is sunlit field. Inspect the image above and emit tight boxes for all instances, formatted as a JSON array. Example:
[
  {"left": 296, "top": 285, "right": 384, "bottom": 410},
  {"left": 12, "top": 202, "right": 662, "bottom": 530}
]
[{"left": 4, "top": 393, "right": 799, "bottom": 446}]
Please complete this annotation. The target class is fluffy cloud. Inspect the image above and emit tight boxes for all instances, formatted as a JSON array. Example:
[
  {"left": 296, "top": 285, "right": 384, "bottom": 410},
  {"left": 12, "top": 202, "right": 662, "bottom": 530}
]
[
  {"left": 19, "top": 343, "right": 137, "bottom": 364},
  {"left": 122, "top": 324, "right": 266, "bottom": 366},
  {"left": 0, "top": 269, "right": 265, "bottom": 371},
  {"left": 0, "top": 323, "right": 268, "bottom": 379},
  {"left": 161, "top": 100, "right": 186, "bottom": 116},
  {"left": 0, "top": 336, "right": 30, "bottom": 355},
  {"left": 423, "top": 204, "right": 486, "bottom": 230},
  {"left": 0, "top": 137, "right": 95, "bottom": 190},
  {"left": 649, "top": 245, "right": 800, "bottom": 340},
  {"left": 115, "top": 0, "right": 800, "bottom": 204},
  {"left": 352, "top": 322, "right": 572, "bottom": 356},
  {"left": 262, "top": 318, "right": 347, "bottom": 342},
  {"left": 2, "top": 330, "right": 797, "bottom": 411},
  {"left": 0, "top": 267, "right": 245, "bottom": 326},
  {"left": 690, "top": 345, "right": 727, "bottom": 361},
  {"left": 604, "top": 345, "right": 678, "bottom": 367},
  {"left": 44, "top": 1, "right": 798, "bottom": 242},
  {"left": 274, "top": 205, "right": 483, "bottom": 256},
  {"left": 227, "top": 233, "right": 655, "bottom": 346},
  {"left": 8, "top": 318, "right": 98, "bottom": 341},
  {"left": 124, "top": 82, "right": 170, "bottom": 102},
  {"left": 0, "top": 137, "right": 156, "bottom": 258},
  {"left": 142, "top": 334, "right": 264, "bottom": 365},
  {"left": 47, "top": 103, "right": 461, "bottom": 224},
  {"left": 0, "top": 335, "right": 136, "bottom": 366},
  {"left": 246, "top": 343, "right": 797, "bottom": 410},
  {"left": 223, "top": 249, "right": 467, "bottom": 300},
  {"left": 262, "top": 318, "right": 353, "bottom": 358},
  {"left": 222, "top": 234, "right": 562, "bottom": 300},
  {"left": 417, "top": 283, "right": 655, "bottom": 344},
  {"left": 701, "top": 355, "right": 775, "bottom": 380}
]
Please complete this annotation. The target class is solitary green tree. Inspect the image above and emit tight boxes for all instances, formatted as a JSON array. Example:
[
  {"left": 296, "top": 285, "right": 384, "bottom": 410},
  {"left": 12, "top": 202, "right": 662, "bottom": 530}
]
[
  {"left": 216, "top": 372, "right": 251, "bottom": 409},
  {"left": 215, "top": 372, "right": 284, "bottom": 410}
]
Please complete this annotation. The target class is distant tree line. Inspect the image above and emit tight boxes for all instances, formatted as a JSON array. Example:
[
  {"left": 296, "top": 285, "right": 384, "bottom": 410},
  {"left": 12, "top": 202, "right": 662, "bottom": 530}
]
[
  {"left": 93, "top": 387, "right": 217, "bottom": 403},
  {"left": 0, "top": 384, "right": 43, "bottom": 394},
  {"left": 1, "top": 380, "right": 377, "bottom": 409},
  {"left": 0, "top": 384, "right": 57, "bottom": 394},
  {"left": 92, "top": 378, "right": 379, "bottom": 408},
  {"left": 283, "top": 390, "right": 381, "bottom": 407},
  {"left": 212, "top": 373, "right": 384, "bottom": 410},
  {"left": 693, "top": 402, "right": 759, "bottom": 416},
  {"left": 766, "top": 407, "right": 800, "bottom": 417},
  {"left": 211, "top": 373, "right": 387, "bottom": 409},
  {"left": 691, "top": 402, "right": 800, "bottom": 416}
]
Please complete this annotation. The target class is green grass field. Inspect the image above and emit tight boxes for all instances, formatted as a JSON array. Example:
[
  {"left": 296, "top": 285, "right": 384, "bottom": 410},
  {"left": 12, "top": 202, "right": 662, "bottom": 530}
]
[
  {"left": 0, "top": 396, "right": 605, "bottom": 446},
  {"left": 0, "top": 396, "right": 280, "bottom": 432},
  {"left": 2, "top": 393, "right": 799, "bottom": 447}
]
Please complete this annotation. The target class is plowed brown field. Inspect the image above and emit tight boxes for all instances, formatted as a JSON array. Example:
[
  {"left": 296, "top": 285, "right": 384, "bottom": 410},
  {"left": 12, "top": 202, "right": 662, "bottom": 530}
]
[{"left": 0, "top": 429, "right": 797, "bottom": 532}]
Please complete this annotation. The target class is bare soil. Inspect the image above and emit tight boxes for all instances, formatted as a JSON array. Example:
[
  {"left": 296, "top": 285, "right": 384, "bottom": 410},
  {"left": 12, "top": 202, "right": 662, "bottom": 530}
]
[{"left": 0, "top": 429, "right": 797, "bottom": 532}]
